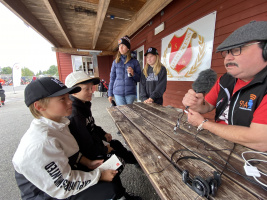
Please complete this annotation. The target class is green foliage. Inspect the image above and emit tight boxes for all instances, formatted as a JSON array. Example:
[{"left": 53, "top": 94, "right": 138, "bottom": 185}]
[
  {"left": 22, "top": 67, "right": 35, "bottom": 76},
  {"left": 1, "top": 66, "right": 12, "bottom": 74},
  {"left": 43, "top": 65, "right": 58, "bottom": 76}
]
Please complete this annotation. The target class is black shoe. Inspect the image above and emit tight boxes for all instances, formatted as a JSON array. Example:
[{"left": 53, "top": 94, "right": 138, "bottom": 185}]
[
  {"left": 134, "top": 163, "right": 141, "bottom": 169},
  {"left": 117, "top": 131, "right": 121, "bottom": 135},
  {"left": 124, "top": 192, "right": 142, "bottom": 200}
]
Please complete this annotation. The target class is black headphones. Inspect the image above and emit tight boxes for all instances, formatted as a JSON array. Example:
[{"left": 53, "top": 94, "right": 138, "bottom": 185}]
[
  {"left": 171, "top": 155, "right": 222, "bottom": 198},
  {"left": 263, "top": 42, "right": 267, "bottom": 61}
]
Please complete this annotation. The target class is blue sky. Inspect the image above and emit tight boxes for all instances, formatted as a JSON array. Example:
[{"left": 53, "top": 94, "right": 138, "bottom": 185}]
[{"left": 0, "top": 3, "right": 57, "bottom": 74}]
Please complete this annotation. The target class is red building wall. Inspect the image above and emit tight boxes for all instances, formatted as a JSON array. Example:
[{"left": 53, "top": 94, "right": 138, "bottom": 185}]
[
  {"left": 97, "top": 55, "right": 113, "bottom": 83},
  {"left": 56, "top": 52, "right": 73, "bottom": 84},
  {"left": 130, "top": 0, "right": 267, "bottom": 109}
]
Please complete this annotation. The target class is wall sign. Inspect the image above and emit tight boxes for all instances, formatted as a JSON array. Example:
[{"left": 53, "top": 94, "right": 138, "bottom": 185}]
[{"left": 161, "top": 11, "right": 217, "bottom": 81}]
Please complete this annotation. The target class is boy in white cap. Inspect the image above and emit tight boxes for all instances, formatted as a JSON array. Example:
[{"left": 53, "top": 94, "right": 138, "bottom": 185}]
[
  {"left": 182, "top": 21, "right": 267, "bottom": 151},
  {"left": 65, "top": 71, "right": 142, "bottom": 200},
  {"left": 13, "top": 77, "right": 125, "bottom": 200}
]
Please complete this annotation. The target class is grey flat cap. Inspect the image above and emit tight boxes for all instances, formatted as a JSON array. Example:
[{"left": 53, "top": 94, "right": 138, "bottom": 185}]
[{"left": 216, "top": 21, "right": 267, "bottom": 52}]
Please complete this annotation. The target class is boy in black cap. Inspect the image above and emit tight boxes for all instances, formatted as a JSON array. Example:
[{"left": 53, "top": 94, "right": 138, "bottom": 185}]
[
  {"left": 140, "top": 47, "right": 167, "bottom": 105},
  {"left": 182, "top": 21, "right": 267, "bottom": 151},
  {"left": 12, "top": 77, "right": 126, "bottom": 200}
]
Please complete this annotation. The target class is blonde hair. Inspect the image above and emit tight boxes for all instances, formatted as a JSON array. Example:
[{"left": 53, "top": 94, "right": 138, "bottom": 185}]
[
  {"left": 143, "top": 55, "right": 165, "bottom": 77},
  {"left": 115, "top": 50, "right": 131, "bottom": 64},
  {"left": 29, "top": 97, "right": 50, "bottom": 119}
]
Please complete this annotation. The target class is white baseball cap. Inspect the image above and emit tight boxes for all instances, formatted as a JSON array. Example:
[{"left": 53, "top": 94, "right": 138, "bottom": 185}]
[{"left": 65, "top": 71, "right": 100, "bottom": 88}]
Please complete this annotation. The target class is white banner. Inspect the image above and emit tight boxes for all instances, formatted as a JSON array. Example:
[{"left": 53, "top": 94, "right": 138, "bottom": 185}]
[
  {"left": 161, "top": 12, "right": 217, "bottom": 81},
  {"left": 13, "top": 63, "right": 21, "bottom": 87}
]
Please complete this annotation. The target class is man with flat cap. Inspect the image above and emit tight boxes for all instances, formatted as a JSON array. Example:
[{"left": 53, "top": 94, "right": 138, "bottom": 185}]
[{"left": 182, "top": 21, "right": 267, "bottom": 151}]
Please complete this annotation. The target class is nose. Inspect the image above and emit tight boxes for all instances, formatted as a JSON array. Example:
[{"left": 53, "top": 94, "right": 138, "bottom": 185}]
[
  {"left": 224, "top": 52, "right": 234, "bottom": 61},
  {"left": 66, "top": 96, "right": 72, "bottom": 105}
]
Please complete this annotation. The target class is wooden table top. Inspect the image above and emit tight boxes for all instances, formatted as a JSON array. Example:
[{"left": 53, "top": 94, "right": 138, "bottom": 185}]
[{"left": 107, "top": 102, "right": 267, "bottom": 200}]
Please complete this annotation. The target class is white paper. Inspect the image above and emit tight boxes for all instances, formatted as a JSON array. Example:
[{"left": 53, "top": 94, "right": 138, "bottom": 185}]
[{"left": 97, "top": 154, "right": 122, "bottom": 172}]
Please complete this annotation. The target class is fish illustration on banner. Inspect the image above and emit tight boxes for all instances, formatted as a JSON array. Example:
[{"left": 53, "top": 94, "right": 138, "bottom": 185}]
[{"left": 161, "top": 12, "right": 217, "bottom": 81}]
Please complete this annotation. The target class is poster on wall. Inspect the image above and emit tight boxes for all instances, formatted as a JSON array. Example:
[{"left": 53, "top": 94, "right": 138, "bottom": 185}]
[{"left": 161, "top": 11, "right": 216, "bottom": 81}]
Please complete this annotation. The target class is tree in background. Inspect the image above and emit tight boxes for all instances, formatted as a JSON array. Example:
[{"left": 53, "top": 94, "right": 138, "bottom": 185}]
[
  {"left": 22, "top": 67, "right": 34, "bottom": 76},
  {"left": 43, "top": 65, "right": 58, "bottom": 76},
  {"left": 36, "top": 65, "right": 58, "bottom": 76},
  {"left": 1, "top": 66, "right": 12, "bottom": 74}
]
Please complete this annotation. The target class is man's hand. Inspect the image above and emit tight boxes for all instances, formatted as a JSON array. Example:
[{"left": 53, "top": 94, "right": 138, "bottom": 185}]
[
  {"left": 100, "top": 169, "right": 118, "bottom": 182},
  {"left": 182, "top": 89, "right": 204, "bottom": 110},
  {"left": 187, "top": 109, "right": 205, "bottom": 127},
  {"left": 105, "top": 133, "right": 112, "bottom": 142}
]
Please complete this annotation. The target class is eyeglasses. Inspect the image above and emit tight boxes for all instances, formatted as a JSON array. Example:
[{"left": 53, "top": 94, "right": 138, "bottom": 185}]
[{"left": 220, "top": 42, "right": 261, "bottom": 58}]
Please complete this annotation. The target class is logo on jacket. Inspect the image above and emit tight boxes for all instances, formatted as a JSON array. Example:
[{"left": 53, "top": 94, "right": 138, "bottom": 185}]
[
  {"left": 146, "top": 73, "right": 158, "bottom": 81},
  {"left": 239, "top": 94, "right": 256, "bottom": 111}
]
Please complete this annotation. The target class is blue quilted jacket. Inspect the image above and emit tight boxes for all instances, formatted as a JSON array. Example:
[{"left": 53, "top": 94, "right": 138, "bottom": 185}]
[{"left": 108, "top": 55, "right": 141, "bottom": 97}]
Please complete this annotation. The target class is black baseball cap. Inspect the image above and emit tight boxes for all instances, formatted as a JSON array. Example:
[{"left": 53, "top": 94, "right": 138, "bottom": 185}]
[
  {"left": 144, "top": 47, "right": 158, "bottom": 56},
  {"left": 216, "top": 21, "right": 267, "bottom": 52},
  {"left": 25, "top": 77, "right": 81, "bottom": 107}
]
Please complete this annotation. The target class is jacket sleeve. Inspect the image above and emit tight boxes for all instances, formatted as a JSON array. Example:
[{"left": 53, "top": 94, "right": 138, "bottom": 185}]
[
  {"left": 93, "top": 124, "right": 107, "bottom": 140},
  {"left": 13, "top": 140, "right": 101, "bottom": 199},
  {"left": 132, "top": 59, "right": 141, "bottom": 83},
  {"left": 69, "top": 114, "right": 108, "bottom": 159},
  {"left": 108, "top": 61, "right": 116, "bottom": 97},
  {"left": 150, "top": 66, "right": 167, "bottom": 100},
  {"left": 140, "top": 70, "right": 148, "bottom": 101}
]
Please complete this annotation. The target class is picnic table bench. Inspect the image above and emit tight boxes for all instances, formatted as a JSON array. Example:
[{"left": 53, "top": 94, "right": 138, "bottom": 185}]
[{"left": 107, "top": 102, "right": 267, "bottom": 200}]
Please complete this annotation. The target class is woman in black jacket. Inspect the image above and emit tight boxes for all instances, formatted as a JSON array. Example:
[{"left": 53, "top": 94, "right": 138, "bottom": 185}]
[{"left": 140, "top": 47, "right": 167, "bottom": 105}]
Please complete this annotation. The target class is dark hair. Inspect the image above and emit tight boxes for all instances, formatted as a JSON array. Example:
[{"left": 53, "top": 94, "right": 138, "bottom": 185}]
[
  {"left": 258, "top": 41, "right": 267, "bottom": 61},
  {"left": 258, "top": 41, "right": 266, "bottom": 49}
]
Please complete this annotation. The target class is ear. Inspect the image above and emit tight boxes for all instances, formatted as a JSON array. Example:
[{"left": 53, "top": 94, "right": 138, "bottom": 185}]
[{"left": 34, "top": 101, "right": 46, "bottom": 112}]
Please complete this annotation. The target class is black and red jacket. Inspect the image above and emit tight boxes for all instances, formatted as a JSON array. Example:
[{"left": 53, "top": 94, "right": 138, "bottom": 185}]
[{"left": 215, "top": 66, "right": 267, "bottom": 127}]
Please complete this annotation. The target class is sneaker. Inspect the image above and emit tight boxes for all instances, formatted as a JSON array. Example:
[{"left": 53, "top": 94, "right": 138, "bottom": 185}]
[
  {"left": 134, "top": 163, "right": 141, "bottom": 169},
  {"left": 117, "top": 131, "right": 121, "bottom": 135},
  {"left": 124, "top": 192, "right": 142, "bottom": 200}
]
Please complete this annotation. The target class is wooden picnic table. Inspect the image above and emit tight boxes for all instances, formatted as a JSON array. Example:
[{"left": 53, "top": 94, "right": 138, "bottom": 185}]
[{"left": 107, "top": 102, "right": 267, "bottom": 200}]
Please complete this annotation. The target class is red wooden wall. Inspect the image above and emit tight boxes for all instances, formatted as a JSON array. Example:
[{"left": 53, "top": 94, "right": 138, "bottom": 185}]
[
  {"left": 98, "top": 55, "right": 113, "bottom": 83},
  {"left": 130, "top": 0, "right": 267, "bottom": 109},
  {"left": 56, "top": 52, "right": 72, "bottom": 84}
]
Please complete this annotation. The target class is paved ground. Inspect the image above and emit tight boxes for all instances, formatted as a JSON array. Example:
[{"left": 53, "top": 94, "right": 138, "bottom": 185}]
[{"left": 0, "top": 85, "right": 160, "bottom": 200}]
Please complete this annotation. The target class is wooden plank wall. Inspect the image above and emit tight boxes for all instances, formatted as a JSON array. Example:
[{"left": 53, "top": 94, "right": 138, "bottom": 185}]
[
  {"left": 56, "top": 52, "right": 73, "bottom": 83},
  {"left": 97, "top": 55, "right": 113, "bottom": 83},
  {"left": 130, "top": 0, "right": 267, "bottom": 110}
]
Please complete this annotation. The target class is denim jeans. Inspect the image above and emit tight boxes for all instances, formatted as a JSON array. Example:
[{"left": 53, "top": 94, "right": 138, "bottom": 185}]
[{"left": 114, "top": 94, "right": 136, "bottom": 106}]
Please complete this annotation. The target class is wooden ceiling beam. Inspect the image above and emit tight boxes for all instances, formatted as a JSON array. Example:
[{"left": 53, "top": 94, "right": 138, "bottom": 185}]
[
  {"left": 43, "top": 0, "right": 74, "bottom": 48},
  {"left": 1, "top": 0, "right": 61, "bottom": 47},
  {"left": 92, "top": 0, "right": 110, "bottom": 49},
  {"left": 108, "top": 0, "right": 173, "bottom": 51},
  {"left": 52, "top": 47, "right": 116, "bottom": 56}
]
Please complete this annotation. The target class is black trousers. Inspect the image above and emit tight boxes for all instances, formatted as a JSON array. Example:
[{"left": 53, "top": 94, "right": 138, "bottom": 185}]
[
  {"left": 16, "top": 171, "right": 125, "bottom": 200},
  {"left": 68, "top": 175, "right": 125, "bottom": 200}
]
